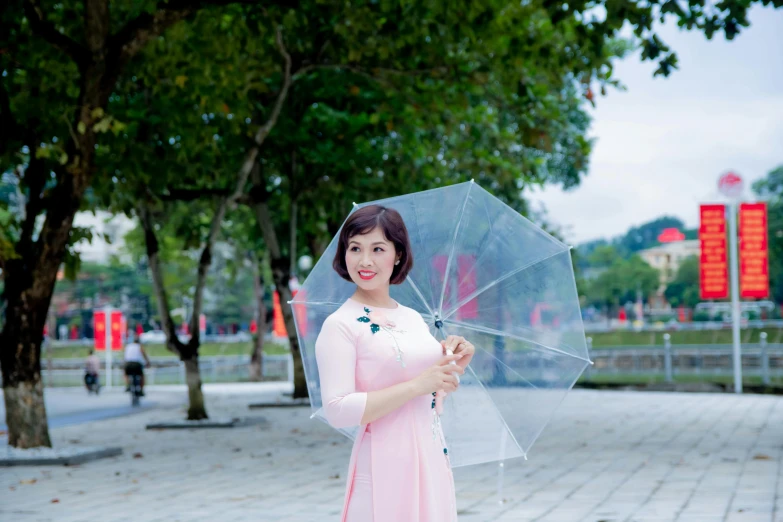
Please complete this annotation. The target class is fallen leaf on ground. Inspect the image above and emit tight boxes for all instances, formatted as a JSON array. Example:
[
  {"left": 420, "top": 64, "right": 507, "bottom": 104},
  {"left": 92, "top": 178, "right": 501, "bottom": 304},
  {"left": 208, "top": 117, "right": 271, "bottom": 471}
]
[
  {"left": 133, "top": 453, "right": 143, "bottom": 459},
  {"left": 51, "top": 499, "right": 60, "bottom": 503},
  {"left": 752, "top": 454, "right": 771, "bottom": 460},
  {"left": 20, "top": 479, "right": 37, "bottom": 485}
]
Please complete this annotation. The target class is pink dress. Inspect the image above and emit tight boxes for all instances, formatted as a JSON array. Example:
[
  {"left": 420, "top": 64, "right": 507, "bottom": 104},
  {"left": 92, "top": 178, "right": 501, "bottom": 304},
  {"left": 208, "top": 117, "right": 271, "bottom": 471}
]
[{"left": 315, "top": 298, "right": 458, "bottom": 522}]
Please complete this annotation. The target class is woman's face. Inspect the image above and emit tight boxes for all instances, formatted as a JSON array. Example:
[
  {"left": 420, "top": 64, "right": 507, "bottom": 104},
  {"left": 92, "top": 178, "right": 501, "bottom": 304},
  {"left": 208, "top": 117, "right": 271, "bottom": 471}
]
[{"left": 345, "top": 227, "right": 399, "bottom": 291}]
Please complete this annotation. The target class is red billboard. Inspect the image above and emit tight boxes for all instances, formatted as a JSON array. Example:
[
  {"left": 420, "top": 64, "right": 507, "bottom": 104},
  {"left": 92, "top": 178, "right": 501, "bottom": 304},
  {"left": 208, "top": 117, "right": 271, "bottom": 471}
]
[
  {"left": 110, "top": 311, "right": 123, "bottom": 351},
  {"left": 699, "top": 204, "right": 728, "bottom": 299},
  {"left": 739, "top": 202, "right": 769, "bottom": 299},
  {"left": 94, "top": 311, "right": 107, "bottom": 351}
]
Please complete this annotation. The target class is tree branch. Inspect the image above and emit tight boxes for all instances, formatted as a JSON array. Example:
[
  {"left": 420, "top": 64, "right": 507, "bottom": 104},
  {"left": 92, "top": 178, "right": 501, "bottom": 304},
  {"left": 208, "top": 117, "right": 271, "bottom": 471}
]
[
  {"left": 137, "top": 203, "right": 185, "bottom": 356},
  {"left": 110, "top": 0, "right": 296, "bottom": 71},
  {"left": 292, "top": 63, "right": 450, "bottom": 85},
  {"left": 187, "top": 146, "right": 253, "bottom": 345},
  {"left": 23, "top": 0, "right": 88, "bottom": 64},
  {"left": 253, "top": 22, "right": 293, "bottom": 147},
  {"left": 249, "top": 164, "right": 281, "bottom": 258},
  {"left": 236, "top": 20, "right": 294, "bottom": 210}
]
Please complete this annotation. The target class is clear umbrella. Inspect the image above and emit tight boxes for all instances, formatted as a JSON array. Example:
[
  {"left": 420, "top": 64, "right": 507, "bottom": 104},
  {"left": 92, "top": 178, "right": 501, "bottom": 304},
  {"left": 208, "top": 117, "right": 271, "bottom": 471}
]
[{"left": 291, "top": 180, "right": 591, "bottom": 468}]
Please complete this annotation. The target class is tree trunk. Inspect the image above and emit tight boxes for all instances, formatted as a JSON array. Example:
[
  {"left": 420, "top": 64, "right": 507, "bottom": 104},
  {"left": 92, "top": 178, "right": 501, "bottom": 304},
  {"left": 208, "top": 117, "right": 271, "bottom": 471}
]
[
  {"left": 0, "top": 300, "right": 51, "bottom": 449},
  {"left": 0, "top": 183, "right": 78, "bottom": 448},
  {"left": 251, "top": 196, "right": 308, "bottom": 398},
  {"left": 249, "top": 252, "right": 266, "bottom": 381},
  {"left": 183, "top": 357, "right": 208, "bottom": 420}
]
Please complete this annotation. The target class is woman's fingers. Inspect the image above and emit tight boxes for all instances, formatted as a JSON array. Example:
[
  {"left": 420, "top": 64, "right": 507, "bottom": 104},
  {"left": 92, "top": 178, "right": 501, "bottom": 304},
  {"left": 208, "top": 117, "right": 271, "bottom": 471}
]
[
  {"left": 444, "top": 335, "right": 466, "bottom": 354},
  {"left": 439, "top": 353, "right": 463, "bottom": 365}
]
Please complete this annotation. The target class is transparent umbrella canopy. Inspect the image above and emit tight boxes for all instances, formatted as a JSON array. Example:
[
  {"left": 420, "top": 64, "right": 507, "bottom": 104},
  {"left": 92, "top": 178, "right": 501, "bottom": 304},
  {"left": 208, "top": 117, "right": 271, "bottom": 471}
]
[{"left": 291, "top": 180, "right": 591, "bottom": 468}]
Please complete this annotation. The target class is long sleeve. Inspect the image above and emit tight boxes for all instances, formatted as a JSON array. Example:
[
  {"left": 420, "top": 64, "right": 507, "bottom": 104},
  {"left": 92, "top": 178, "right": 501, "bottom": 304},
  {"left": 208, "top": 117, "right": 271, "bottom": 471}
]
[{"left": 315, "top": 315, "right": 368, "bottom": 429}]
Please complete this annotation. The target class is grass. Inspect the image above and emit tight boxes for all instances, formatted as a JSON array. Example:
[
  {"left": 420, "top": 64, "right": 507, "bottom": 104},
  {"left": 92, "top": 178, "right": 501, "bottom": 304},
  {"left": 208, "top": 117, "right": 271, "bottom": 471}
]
[
  {"left": 588, "top": 327, "right": 783, "bottom": 347},
  {"left": 46, "top": 341, "right": 290, "bottom": 359},
  {"left": 45, "top": 326, "right": 783, "bottom": 360},
  {"left": 578, "top": 372, "right": 783, "bottom": 387}
]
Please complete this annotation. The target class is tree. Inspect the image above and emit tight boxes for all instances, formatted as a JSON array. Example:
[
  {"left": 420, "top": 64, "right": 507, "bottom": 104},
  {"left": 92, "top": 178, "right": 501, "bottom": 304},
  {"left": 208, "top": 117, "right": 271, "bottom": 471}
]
[
  {"left": 588, "top": 245, "right": 622, "bottom": 268},
  {"left": 0, "top": 0, "right": 290, "bottom": 448},
  {"left": 194, "top": 0, "right": 783, "bottom": 397},
  {"left": 753, "top": 165, "right": 783, "bottom": 303},
  {"left": 50, "top": 259, "right": 153, "bottom": 336},
  {"left": 664, "top": 255, "right": 700, "bottom": 308},
  {"left": 587, "top": 255, "right": 659, "bottom": 317}
]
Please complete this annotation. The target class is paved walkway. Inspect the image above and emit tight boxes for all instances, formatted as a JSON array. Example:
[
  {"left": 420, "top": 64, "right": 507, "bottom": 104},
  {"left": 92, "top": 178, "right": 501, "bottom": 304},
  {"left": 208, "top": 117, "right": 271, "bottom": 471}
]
[{"left": 1, "top": 386, "right": 781, "bottom": 522}]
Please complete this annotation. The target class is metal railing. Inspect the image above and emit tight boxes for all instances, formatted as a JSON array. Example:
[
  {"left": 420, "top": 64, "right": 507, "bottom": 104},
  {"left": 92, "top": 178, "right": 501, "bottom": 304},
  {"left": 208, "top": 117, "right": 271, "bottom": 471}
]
[
  {"left": 30, "top": 338, "right": 783, "bottom": 388},
  {"left": 39, "top": 354, "right": 293, "bottom": 388},
  {"left": 585, "top": 334, "right": 783, "bottom": 384}
]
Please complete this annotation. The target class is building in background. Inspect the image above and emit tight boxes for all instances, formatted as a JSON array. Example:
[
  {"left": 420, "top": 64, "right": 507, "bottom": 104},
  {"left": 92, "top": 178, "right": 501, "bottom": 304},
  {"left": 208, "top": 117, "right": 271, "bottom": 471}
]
[{"left": 639, "top": 239, "right": 700, "bottom": 288}]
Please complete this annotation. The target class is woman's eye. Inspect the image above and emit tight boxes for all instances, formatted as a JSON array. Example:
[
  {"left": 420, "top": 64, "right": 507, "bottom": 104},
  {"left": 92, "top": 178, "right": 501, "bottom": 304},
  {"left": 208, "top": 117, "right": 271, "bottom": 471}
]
[
  {"left": 374, "top": 247, "right": 384, "bottom": 252},
  {"left": 350, "top": 246, "right": 360, "bottom": 252}
]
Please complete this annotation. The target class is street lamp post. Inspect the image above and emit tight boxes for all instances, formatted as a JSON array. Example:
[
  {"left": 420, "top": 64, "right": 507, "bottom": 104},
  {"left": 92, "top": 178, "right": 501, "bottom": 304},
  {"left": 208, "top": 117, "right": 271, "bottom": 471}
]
[{"left": 718, "top": 171, "right": 744, "bottom": 394}]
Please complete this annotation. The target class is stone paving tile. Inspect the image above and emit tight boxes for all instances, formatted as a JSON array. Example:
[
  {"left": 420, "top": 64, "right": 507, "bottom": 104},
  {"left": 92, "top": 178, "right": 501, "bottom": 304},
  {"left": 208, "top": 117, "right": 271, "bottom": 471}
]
[{"left": 1, "top": 387, "right": 781, "bottom": 522}]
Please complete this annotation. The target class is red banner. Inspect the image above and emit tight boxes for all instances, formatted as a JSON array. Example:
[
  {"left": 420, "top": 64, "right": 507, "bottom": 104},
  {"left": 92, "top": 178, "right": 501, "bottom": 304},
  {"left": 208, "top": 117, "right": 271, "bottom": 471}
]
[
  {"left": 110, "top": 311, "right": 123, "bottom": 351},
  {"left": 94, "top": 311, "right": 107, "bottom": 351},
  {"left": 739, "top": 202, "right": 769, "bottom": 299},
  {"left": 456, "top": 255, "right": 478, "bottom": 320},
  {"left": 273, "top": 291, "right": 286, "bottom": 337},
  {"left": 272, "top": 290, "right": 308, "bottom": 337},
  {"left": 292, "top": 289, "right": 307, "bottom": 337},
  {"left": 699, "top": 204, "right": 728, "bottom": 299}
]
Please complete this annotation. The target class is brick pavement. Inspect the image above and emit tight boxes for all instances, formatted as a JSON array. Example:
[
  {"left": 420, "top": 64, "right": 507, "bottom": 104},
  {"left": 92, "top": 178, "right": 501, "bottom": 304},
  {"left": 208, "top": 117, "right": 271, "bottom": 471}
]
[{"left": 1, "top": 386, "right": 781, "bottom": 522}]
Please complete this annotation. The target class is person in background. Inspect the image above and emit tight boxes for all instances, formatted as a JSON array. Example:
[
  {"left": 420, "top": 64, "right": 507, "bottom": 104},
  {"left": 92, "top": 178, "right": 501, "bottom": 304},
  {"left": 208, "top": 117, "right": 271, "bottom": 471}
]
[
  {"left": 124, "top": 333, "right": 151, "bottom": 395},
  {"left": 84, "top": 349, "right": 101, "bottom": 392}
]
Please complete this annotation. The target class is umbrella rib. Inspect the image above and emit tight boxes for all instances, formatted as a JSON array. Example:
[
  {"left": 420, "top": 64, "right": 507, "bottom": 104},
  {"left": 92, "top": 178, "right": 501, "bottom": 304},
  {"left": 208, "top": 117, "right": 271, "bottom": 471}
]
[
  {"left": 518, "top": 358, "right": 590, "bottom": 458},
  {"left": 440, "top": 247, "right": 570, "bottom": 322},
  {"left": 443, "top": 319, "right": 592, "bottom": 364},
  {"left": 441, "top": 323, "right": 527, "bottom": 460},
  {"left": 473, "top": 344, "right": 540, "bottom": 390},
  {"left": 404, "top": 276, "right": 435, "bottom": 316},
  {"left": 437, "top": 180, "right": 475, "bottom": 316}
]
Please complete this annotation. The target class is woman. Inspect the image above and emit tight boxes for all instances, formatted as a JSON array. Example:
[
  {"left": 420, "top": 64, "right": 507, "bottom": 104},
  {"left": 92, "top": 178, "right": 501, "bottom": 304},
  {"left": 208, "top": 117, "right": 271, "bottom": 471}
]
[{"left": 315, "top": 204, "right": 475, "bottom": 522}]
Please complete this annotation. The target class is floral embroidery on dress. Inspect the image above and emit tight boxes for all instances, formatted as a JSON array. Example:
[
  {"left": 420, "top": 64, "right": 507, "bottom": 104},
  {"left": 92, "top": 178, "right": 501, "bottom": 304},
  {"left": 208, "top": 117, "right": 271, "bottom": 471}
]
[{"left": 356, "top": 307, "right": 407, "bottom": 367}]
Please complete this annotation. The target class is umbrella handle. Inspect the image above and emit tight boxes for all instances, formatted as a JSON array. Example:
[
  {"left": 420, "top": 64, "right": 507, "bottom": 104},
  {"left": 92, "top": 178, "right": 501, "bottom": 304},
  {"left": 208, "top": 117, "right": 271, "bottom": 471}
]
[
  {"left": 435, "top": 349, "right": 461, "bottom": 416},
  {"left": 445, "top": 349, "right": 461, "bottom": 384}
]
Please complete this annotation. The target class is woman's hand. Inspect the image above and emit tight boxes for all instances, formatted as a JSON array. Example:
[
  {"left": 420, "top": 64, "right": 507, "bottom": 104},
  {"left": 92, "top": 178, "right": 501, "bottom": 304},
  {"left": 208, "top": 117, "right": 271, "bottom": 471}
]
[
  {"left": 412, "top": 353, "right": 465, "bottom": 395},
  {"left": 441, "top": 335, "right": 475, "bottom": 370}
]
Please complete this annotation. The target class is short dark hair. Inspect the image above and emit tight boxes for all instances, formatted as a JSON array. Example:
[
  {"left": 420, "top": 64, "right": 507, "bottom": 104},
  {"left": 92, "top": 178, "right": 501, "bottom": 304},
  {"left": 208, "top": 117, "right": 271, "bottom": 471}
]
[{"left": 333, "top": 205, "right": 413, "bottom": 285}]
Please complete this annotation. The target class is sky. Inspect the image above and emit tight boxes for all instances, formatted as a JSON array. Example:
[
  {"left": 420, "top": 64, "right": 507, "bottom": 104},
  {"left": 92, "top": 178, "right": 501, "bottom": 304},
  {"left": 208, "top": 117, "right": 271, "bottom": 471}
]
[{"left": 530, "top": 5, "right": 783, "bottom": 246}]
